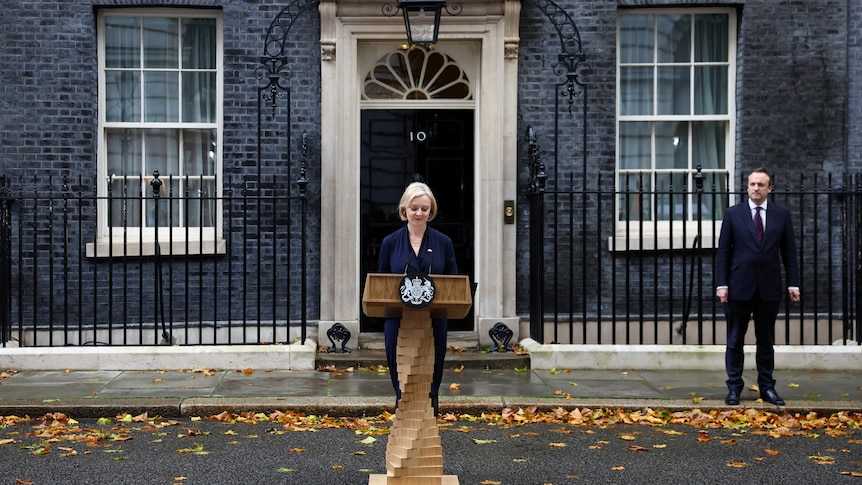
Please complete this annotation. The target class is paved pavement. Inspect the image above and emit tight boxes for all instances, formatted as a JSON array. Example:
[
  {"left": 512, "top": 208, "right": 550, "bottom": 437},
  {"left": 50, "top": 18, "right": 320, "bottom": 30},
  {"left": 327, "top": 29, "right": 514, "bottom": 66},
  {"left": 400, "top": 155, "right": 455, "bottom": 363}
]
[{"left": 1, "top": 350, "right": 860, "bottom": 417}]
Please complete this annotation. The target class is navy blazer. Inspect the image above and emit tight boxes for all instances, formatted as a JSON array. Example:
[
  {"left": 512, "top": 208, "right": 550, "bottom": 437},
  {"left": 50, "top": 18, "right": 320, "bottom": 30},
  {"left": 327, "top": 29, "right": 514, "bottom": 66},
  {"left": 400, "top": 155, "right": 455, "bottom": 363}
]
[
  {"left": 715, "top": 200, "right": 799, "bottom": 301},
  {"left": 377, "top": 226, "right": 458, "bottom": 276}
]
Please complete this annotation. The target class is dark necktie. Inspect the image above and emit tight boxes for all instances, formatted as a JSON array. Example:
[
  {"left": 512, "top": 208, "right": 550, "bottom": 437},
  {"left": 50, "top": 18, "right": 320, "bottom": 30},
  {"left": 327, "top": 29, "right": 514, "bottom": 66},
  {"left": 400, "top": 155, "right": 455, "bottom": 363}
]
[{"left": 754, "top": 206, "right": 764, "bottom": 245}]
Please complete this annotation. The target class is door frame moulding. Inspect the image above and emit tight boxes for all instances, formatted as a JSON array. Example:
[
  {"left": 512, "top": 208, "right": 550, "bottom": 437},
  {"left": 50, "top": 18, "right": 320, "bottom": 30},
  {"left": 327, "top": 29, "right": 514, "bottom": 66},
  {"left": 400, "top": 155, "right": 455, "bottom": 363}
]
[{"left": 318, "top": 0, "right": 521, "bottom": 345}]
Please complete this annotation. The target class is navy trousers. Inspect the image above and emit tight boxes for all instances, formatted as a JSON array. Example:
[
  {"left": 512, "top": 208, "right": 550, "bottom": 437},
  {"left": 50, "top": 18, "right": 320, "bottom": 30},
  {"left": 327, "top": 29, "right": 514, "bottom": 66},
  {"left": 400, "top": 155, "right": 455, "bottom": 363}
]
[
  {"left": 384, "top": 317, "right": 448, "bottom": 403},
  {"left": 723, "top": 292, "right": 780, "bottom": 393}
]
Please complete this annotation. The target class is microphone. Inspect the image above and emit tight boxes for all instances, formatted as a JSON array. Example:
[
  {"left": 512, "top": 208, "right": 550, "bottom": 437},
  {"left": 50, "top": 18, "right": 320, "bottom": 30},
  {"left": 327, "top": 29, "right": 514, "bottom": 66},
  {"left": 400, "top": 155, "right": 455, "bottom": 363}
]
[{"left": 427, "top": 248, "right": 434, "bottom": 274}]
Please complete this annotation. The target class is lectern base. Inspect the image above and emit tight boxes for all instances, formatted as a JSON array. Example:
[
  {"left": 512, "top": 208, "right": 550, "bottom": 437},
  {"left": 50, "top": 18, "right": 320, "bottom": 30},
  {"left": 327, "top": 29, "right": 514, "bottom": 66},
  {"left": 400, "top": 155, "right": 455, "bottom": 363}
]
[{"left": 368, "top": 474, "right": 459, "bottom": 485}]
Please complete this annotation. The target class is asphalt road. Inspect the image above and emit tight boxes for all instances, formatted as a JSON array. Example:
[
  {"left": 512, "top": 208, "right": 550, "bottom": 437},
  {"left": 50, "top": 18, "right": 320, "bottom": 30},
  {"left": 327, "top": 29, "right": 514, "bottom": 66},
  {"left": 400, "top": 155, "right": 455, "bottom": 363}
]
[{"left": 1, "top": 415, "right": 860, "bottom": 484}]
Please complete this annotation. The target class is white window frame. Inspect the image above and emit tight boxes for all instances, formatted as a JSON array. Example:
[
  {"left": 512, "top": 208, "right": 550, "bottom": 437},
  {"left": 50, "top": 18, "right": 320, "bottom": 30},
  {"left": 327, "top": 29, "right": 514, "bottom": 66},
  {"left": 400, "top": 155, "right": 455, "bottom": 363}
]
[
  {"left": 90, "top": 8, "right": 224, "bottom": 258},
  {"left": 614, "top": 7, "right": 737, "bottom": 250}
]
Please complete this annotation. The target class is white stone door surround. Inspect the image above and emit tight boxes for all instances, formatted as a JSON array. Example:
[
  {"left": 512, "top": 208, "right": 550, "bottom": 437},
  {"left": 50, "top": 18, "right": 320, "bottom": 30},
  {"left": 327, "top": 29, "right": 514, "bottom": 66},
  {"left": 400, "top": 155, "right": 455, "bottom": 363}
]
[{"left": 318, "top": 0, "right": 521, "bottom": 346}]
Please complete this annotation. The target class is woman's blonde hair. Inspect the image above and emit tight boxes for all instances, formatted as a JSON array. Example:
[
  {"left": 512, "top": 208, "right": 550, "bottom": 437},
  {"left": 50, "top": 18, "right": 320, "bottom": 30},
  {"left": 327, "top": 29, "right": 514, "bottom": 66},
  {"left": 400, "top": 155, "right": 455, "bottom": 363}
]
[{"left": 398, "top": 182, "right": 438, "bottom": 222}]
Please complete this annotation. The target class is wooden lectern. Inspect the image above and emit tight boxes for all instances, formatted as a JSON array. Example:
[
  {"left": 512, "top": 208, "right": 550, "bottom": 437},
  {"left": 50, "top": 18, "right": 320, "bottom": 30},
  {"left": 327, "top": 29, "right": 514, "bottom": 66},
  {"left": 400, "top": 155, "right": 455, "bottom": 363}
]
[{"left": 363, "top": 273, "right": 472, "bottom": 485}]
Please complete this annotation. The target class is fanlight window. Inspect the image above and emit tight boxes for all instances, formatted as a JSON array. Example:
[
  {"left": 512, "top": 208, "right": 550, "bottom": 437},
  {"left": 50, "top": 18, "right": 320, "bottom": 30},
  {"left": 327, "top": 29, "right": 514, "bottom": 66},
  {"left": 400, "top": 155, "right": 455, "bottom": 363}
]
[{"left": 363, "top": 48, "right": 472, "bottom": 100}]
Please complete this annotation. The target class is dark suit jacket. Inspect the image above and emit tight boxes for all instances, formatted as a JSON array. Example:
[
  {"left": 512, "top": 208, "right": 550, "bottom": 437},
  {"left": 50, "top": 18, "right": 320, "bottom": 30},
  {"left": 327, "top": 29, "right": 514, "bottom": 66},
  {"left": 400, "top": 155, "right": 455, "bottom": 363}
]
[
  {"left": 715, "top": 200, "right": 799, "bottom": 301},
  {"left": 377, "top": 226, "right": 458, "bottom": 276}
]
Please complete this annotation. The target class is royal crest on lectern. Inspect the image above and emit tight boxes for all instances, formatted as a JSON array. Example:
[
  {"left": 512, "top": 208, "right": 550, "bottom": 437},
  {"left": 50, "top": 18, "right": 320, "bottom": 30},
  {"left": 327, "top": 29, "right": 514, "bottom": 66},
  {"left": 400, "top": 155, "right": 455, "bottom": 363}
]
[{"left": 399, "top": 273, "right": 436, "bottom": 308}]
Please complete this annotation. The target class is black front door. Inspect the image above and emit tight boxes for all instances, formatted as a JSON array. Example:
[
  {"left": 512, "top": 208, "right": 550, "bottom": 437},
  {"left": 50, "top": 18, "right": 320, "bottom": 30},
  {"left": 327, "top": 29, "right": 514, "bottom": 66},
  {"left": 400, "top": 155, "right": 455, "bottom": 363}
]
[{"left": 360, "top": 109, "right": 474, "bottom": 332}]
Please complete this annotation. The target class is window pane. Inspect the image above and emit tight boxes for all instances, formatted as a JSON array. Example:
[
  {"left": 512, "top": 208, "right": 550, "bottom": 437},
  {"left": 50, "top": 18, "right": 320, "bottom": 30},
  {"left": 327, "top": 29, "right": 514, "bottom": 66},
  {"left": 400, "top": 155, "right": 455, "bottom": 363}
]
[
  {"left": 146, "top": 129, "right": 179, "bottom": 176},
  {"left": 106, "top": 129, "right": 142, "bottom": 176},
  {"left": 695, "top": 66, "right": 728, "bottom": 114},
  {"left": 620, "top": 66, "right": 653, "bottom": 115},
  {"left": 183, "top": 129, "right": 216, "bottom": 176},
  {"left": 146, "top": 178, "right": 179, "bottom": 228},
  {"left": 693, "top": 121, "right": 726, "bottom": 170},
  {"left": 619, "top": 122, "right": 651, "bottom": 170},
  {"left": 182, "top": 72, "right": 216, "bottom": 122},
  {"left": 618, "top": 172, "right": 651, "bottom": 221},
  {"left": 144, "top": 71, "right": 179, "bottom": 122},
  {"left": 656, "top": 66, "right": 690, "bottom": 115},
  {"left": 655, "top": 172, "right": 687, "bottom": 220},
  {"left": 182, "top": 18, "right": 216, "bottom": 69},
  {"left": 143, "top": 17, "right": 178, "bottom": 68},
  {"left": 109, "top": 176, "right": 142, "bottom": 228},
  {"left": 704, "top": 172, "right": 729, "bottom": 221},
  {"left": 655, "top": 121, "right": 688, "bottom": 169},
  {"left": 695, "top": 14, "right": 728, "bottom": 62},
  {"left": 619, "top": 14, "right": 654, "bottom": 63},
  {"left": 105, "top": 17, "right": 140, "bottom": 69},
  {"left": 656, "top": 14, "right": 690, "bottom": 63},
  {"left": 186, "top": 178, "right": 217, "bottom": 227},
  {"left": 105, "top": 71, "right": 141, "bottom": 122}
]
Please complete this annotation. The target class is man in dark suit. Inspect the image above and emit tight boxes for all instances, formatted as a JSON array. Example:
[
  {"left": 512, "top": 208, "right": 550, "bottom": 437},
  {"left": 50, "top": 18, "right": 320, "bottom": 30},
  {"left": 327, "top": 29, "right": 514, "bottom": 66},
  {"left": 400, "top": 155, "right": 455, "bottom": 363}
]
[{"left": 715, "top": 167, "right": 800, "bottom": 406}]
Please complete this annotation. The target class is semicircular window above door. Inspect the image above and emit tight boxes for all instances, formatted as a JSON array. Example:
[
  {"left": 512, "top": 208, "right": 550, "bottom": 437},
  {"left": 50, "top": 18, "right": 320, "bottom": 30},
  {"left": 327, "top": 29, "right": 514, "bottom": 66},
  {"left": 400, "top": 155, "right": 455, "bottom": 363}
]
[{"left": 362, "top": 47, "right": 473, "bottom": 100}]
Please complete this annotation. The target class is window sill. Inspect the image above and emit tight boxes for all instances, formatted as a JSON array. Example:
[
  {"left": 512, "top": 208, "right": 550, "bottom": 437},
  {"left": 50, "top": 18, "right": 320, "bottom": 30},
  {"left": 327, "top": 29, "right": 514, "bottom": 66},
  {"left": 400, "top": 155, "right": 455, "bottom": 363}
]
[{"left": 86, "top": 239, "right": 227, "bottom": 258}]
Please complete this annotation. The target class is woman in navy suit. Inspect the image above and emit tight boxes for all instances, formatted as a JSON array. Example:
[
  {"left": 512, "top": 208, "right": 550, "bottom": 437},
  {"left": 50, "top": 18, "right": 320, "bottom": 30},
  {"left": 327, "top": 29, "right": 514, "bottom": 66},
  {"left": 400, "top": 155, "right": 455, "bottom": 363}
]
[
  {"left": 715, "top": 168, "right": 800, "bottom": 406},
  {"left": 377, "top": 182, "right": 458, "bottom": 415}
]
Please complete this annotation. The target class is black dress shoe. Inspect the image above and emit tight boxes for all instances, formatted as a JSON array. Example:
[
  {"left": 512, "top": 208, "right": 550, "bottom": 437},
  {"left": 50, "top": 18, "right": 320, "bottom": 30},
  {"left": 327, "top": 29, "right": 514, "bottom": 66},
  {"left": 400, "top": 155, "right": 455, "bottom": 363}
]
[
  {"left": 725, "top": 389, "right": 740, "bottom": 405},
  {"left": 761, "top": 389, "right": 785, "bottom": 406}
]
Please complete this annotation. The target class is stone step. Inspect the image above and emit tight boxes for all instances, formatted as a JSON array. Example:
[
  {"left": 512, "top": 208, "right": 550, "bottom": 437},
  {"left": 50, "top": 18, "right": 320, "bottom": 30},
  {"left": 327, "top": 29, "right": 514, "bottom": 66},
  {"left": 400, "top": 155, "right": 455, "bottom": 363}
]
[{"left": 316, "top": 348, "right": 529, "bottom": 370}]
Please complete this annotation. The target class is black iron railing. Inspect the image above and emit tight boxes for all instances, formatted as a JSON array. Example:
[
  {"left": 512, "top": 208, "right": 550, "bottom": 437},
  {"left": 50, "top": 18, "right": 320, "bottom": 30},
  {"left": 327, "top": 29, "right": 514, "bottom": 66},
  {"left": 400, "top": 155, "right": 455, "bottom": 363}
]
[
  {"left": 525, "top": 157, "right": 862, "bottom": 346},
  {"left": 0, "top": 172, "right": 308, "bottom": 347}
]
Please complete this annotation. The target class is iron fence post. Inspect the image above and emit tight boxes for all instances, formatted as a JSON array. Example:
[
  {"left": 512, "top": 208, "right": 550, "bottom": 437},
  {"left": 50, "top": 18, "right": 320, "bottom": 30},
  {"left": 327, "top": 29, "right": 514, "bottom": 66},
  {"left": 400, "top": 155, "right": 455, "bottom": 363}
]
[
  {"left": 527, "top": 127, "right": 547, "bottom": 343},
  {"left": 298, "top": 132, "right": 309, "bottom": 346},
  {"left": 695, "top": 165, "right": 704, "bottom": 345},
  {"left": 0, "top": 176, "right": 11, "bottom": 344}
]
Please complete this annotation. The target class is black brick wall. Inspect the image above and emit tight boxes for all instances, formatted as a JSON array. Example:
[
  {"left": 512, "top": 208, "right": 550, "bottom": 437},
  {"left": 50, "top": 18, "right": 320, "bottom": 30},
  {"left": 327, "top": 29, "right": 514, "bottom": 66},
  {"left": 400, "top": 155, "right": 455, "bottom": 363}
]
[
  {"left": 0, "top": 1, "right": 321, "bottom": 330},
  {"left": 514, "top": 0, "right": 852, "bottom": 316}
]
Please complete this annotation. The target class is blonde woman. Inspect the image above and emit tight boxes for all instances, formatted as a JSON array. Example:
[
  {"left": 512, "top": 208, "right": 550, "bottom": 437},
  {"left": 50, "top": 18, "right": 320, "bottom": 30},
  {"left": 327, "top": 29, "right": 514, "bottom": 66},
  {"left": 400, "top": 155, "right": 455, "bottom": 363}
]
[{"left": 377, "top": 182, "right": 458, "bottom": 415}]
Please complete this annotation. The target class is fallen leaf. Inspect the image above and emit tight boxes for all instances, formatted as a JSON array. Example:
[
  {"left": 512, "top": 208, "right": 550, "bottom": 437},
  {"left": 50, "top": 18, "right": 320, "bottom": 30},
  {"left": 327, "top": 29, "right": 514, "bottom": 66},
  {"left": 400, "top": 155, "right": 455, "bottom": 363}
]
[
  {"left": 449, "top": 383, "right": 461, "bottom": 391},
  {"left": 548, "top": 442, "right": 566, "bottom": 448},
  {"left": 808, "top": 454, "right": 835, "bottom": 465},
  {"left": 764, "top": 449, "right": 781, "bottom": 456},
  {"left": 472, "top": 439, "right": 498, "bottom": 444},
  {"left": 726, "top": 462, "right": 749, "bottom": 468},
  {"left": 176, "top": 443, "right": 207, "bottom": 455}
]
